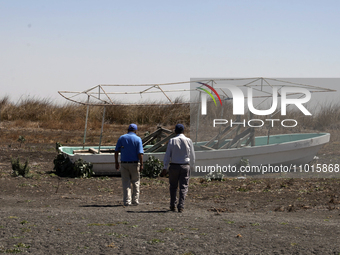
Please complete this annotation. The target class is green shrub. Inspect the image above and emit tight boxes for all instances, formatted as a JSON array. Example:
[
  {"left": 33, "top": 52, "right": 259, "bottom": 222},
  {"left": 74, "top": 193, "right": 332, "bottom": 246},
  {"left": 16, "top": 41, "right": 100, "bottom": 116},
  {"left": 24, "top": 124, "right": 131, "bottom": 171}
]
[
  {"left": 236, "top": 157, "right": 250, "bottom": 169},
  {"left": 73, "top": 158, "right": 94, "bottom": 178},
  {"left": 142, "top": 156, "right": 163, "bottom": 178},
  {"left": 11, "top": 158, "right": 30, "bottom": 177},
  {"left": 53, "top": 154, "right": 94, "bottom": 178},
  {"left": 55, "top": 142, "right": 63, "bottom": 152},
  {"left": 205, "top": 171, "right": 224, "bottom": 182},
  {"left": 17, "top": 136, "right": 26, "bottom": 147},
  {"left": 53, "top": 153, "right": 74, "bottom": 177}
]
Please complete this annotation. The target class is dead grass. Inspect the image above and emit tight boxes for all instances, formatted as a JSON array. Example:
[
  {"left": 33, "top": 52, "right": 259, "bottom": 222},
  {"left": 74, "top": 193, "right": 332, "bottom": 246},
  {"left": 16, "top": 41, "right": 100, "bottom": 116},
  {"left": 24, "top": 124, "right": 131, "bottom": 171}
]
[
  {"left": 0, "top": 96, "right": 339, "bottom": 133},
  {"left": 0, "top": 97, "right": 190, "bottom": 131}
]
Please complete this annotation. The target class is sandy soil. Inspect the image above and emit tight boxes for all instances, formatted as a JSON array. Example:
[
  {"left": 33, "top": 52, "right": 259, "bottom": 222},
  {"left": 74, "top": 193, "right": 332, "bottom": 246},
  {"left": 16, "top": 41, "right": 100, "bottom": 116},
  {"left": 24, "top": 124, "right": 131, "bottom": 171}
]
[{"left": 1, "top": 126, "right": 340, "bottom": 254}]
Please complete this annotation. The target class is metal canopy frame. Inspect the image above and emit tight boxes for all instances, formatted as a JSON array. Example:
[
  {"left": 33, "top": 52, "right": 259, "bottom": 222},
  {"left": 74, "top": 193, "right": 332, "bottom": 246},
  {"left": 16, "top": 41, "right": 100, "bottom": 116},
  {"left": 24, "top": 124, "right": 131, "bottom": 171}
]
[
  {"left": 58, "top": 78, "right": 336, "bottom": 152},
  {"left": 58, "top": 78, "right": 335, "bottom": 106}
]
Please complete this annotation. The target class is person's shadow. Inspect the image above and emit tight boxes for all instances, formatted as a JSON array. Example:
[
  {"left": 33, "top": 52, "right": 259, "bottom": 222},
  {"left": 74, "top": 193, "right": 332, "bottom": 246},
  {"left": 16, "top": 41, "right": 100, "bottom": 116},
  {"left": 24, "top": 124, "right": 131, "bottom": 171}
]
[
  {"left": 126, "top": 210, "right": 169, "bottom": 213},
  {"left": 80, "top": 205, "right": 123, "bottom": 208},
  {"left": 80, "top": 205, "right": 169, "bottom": 213}
]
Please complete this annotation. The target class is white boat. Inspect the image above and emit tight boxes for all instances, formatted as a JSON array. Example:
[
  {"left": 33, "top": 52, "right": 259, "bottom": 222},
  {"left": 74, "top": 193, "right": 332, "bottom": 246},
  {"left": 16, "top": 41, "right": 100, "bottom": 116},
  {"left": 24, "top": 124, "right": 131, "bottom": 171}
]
[
  {"left": 59, "top": 132, "right": 330, "bottom": 176},
  {"left": 57, "top": 78, "right": 334, "bottom": 177}
]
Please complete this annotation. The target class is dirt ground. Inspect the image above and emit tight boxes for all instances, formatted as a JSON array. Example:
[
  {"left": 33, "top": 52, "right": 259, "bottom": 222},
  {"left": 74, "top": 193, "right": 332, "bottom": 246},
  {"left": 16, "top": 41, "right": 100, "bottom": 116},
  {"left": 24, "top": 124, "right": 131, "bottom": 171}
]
[{"left": 1, "top": 125, "right": 340, "bottom": 254}]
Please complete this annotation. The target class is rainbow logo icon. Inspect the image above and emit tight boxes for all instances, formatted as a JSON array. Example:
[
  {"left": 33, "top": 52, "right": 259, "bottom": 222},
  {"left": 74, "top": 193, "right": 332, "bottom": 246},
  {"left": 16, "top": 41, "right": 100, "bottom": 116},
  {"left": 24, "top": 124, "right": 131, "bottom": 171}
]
[{"left": 196, "top": 82, "right": 222, "bottom": 106}]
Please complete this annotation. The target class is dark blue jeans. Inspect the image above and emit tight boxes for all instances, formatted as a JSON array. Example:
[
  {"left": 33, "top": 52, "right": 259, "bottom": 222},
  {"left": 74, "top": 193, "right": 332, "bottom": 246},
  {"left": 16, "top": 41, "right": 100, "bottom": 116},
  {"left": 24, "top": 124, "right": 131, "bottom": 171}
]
[{"left": 169, "top": 164, "right": 190, "bottom": 209}]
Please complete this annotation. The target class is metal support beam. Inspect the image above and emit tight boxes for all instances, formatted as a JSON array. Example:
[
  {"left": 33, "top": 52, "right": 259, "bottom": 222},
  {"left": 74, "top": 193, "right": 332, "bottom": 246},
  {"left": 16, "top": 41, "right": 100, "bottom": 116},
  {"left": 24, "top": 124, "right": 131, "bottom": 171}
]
[
  {"left": 195, "top": 92, "right": 201, "bottom": 144},
  {"left": 83, "top": 95, "right": 90, "bottom": 149},
  {"left": 98, "top": 105, "right": 106, "bottom": 154}
]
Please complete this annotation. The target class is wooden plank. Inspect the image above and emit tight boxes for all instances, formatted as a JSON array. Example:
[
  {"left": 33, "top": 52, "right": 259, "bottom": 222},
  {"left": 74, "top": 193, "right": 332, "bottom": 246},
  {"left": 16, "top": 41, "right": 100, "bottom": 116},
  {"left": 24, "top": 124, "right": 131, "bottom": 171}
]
[
  {"left": 73, "top": 149, "right": 90, "bottom": 154},
  {"left": 144, "top": 133, "right": 177, "bottom": 153},
  {"left": 89, "top": 148, "right": 98, "bottom": 154},
  {"left": 160, "top": 127, "right": 173, "bottom": 134},
  {"left": 200, "top": 145, "right": 214, "bottom": 150},
  {"left": 231, "top": 133, "right": 251, "bottom": 148},
  {"left": 142, "top": 127, "right": 174, "bottom": 147},
  {"left": 244, "top": 136, "right": 252, "bottom": 146},
  {"left": 212, "top": 126, "right": 238, "bottom": 149},
  {"left": 205, "top": 125, "right": 231, "bottom": 147},
  {"left": 152, "top": 143, "right": 168, "bottom": 152},
  {"left": 205, "top": 116, "right": 242, "bottom": 149},
  {"left": 213, "top": 126, "right": 239, "bottom": 149},
  {"left": 99, "top": 149, "right": 115, "bottom": 153},
  {"left": 230, "top": 128, "right": 251, "bottom": 148},
  {"left": 142, "top": 129, "right": 162, "bottom": 145},
  {"left": 73, "top": 148, "right": 115, "bottom": 154},
  {"left": 220, "top": 128, "right": 251, "bottom": 149}
]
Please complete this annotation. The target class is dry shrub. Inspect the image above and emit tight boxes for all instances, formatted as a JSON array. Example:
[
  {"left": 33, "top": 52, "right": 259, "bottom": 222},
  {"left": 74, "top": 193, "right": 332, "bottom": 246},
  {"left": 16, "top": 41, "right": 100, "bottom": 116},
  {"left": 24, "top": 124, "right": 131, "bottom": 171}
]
[
  {"left": 311, "top": 103, "right": 340, "bottom": 130},
  {"left": 280, "top": 103, "right": 340, "bottom": 131},
  {"left": 104, "top": 97, "right": 190, "bottom": 126},
  {"left": 0, "top": 96, "right": 10, "bottom": 108},
  {"left": 0, "top": 97, "right": 86, "bottom": 130},
  {"left": 0, "top": 96, "right": 10, "bottom": 120},
  {"left": 0, "top": 96, "right": 190, "bottom": 130},
  {"left": 1, "top": 95, "right": 339, "bottom": 132}
]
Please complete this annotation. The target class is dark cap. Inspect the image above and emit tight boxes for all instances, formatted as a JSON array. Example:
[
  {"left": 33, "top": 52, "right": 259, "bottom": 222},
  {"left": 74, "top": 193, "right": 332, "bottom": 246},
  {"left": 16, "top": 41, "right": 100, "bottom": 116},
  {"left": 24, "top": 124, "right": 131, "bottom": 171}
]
[
  {"left": 128, "top": 123, "right": 138, "bottom": 131},
  {"left": 175, "top": 124, "right": 184, "bottom": 133}
]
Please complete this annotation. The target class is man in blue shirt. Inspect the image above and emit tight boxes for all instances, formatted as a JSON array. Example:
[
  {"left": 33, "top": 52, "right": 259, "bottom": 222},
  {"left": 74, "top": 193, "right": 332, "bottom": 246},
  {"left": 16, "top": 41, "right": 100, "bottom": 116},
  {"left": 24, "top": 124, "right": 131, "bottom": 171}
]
[
  {"left": 115, "top": 124, "right": 144, "bottom": 206},
  {"left": 161, "top": 124, "right": 195, "bottom": 213}
]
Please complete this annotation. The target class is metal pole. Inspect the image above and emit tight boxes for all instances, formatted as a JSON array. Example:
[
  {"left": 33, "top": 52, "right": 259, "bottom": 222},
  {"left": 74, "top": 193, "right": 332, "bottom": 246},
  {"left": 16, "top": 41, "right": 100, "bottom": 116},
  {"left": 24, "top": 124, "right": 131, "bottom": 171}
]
[
  {"left": 83, "top": 95, "right": 90, "bottom": 149},
  {"left": 98, "top": 105, "right": 106, "bottom": 153},
  {"left": 249, "top": 111, "right": 255, "bottom": 146},
  {"left": 267, "top": 126, "right": 271, "bottom": 145},
  {"left": 195, "top": 92, "right": 201, "bottom": 144},
  {"left": 219, "top": 96, "right": 224, "bottom": 134}
]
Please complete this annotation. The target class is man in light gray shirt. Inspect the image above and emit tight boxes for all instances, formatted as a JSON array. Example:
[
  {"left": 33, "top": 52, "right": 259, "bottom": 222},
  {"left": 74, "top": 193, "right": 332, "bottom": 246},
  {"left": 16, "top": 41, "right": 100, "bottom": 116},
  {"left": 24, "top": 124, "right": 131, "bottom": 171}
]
[{"left": 161, "top": 124, "right": 195, "bottom": 213}]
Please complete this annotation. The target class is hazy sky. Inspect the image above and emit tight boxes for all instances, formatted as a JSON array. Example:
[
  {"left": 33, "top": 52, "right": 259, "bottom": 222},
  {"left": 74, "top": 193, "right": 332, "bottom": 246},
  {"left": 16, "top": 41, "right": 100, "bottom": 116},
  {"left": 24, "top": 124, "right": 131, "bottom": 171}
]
[{"left": 1, "top": 0, "right": 339, "bottom": 104}]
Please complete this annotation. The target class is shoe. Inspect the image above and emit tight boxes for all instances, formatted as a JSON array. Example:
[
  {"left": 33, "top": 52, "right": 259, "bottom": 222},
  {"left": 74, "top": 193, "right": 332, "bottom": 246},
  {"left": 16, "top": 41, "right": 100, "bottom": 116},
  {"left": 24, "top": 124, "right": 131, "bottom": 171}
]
[
  {"left": 170, "top": 206, "right": 176, "bottom": 212},
  {"left": 132, "top": 201, "right": 139, "bottom": 206},
  {"left": 178, "top": 208, "right": 184, "bottom": 213},
  {"left": 124, "top": 202, "right": 131, "bottom": 206}
]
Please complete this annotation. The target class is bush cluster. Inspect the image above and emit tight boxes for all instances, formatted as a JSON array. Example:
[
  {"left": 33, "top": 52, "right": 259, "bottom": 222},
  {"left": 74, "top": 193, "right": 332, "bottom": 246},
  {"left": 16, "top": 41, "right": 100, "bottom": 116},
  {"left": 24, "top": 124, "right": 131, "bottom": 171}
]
[
  {"left": 142, "top": 156, "right": 164, "bottom": 178},
  {"left": 11, "top": 158, "right": 30, "bottom": 177},
  {"left": 53, "top": 154, "right": 94, "bottom": 178}
]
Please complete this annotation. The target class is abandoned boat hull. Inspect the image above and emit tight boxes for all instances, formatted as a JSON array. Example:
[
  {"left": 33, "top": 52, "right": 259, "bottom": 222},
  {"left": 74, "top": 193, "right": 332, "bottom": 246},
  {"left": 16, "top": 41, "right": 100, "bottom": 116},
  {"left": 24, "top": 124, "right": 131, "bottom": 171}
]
[{"left": 59, "top": 133, "right": 330, "bottom": 176}]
